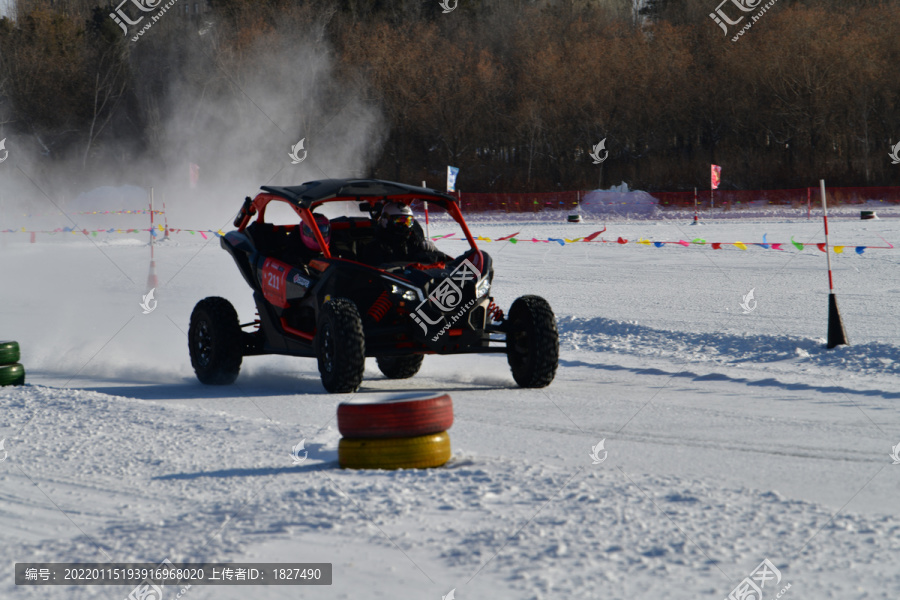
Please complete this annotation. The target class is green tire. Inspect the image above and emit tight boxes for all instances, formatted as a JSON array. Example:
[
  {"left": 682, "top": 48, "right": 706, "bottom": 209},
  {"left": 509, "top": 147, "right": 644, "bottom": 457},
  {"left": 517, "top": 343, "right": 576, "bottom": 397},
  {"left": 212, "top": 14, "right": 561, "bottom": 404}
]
[
  {"left": 0, "top": 341, "right": 20, "bottom": 365},
  {"left": 0, "top": 363, "right": 25, "bottom": 386}
]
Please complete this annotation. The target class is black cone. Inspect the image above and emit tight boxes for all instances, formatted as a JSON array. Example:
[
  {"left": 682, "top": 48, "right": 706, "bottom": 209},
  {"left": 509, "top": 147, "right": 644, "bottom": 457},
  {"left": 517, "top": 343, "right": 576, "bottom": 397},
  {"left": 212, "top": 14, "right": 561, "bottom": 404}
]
[{"left": 827, "top": 293, "right": 848, "bottom": 349}]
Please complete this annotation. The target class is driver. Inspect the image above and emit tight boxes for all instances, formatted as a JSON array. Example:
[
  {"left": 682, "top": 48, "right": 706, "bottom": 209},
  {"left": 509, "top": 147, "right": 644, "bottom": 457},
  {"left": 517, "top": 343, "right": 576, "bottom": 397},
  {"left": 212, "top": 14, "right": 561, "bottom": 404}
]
[
  {"left": 297, "top": 213, "right": 331, "bottom": 261},
  {"left": 362, "top": 202, "right": 449, "bottom": 265}
]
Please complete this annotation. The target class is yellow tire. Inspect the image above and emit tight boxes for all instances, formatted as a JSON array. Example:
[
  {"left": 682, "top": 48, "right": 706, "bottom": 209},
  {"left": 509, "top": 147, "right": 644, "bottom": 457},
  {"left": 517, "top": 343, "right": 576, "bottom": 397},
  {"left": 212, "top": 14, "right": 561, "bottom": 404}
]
[{"left": 338, "top": 431, "right": 451, "bottom": 470}]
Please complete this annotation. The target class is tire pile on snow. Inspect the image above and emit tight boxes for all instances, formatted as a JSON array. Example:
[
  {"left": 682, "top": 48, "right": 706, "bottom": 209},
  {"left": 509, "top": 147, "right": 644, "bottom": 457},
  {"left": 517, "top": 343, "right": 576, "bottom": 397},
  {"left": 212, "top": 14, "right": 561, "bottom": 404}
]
[
  {"left": 337, "top": 394, "right": 454, "bottom": 470},
  {"left": 0, "top": 341, "right": 25, "bottom": 386}
]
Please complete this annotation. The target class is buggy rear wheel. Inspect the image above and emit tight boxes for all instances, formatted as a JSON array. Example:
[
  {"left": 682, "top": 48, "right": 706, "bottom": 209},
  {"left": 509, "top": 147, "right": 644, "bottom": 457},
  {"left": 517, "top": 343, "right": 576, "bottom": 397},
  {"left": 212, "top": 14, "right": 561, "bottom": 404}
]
[
  {"left": 316, "top": 298, "right": 365, "bottom": 393},
  {"left": 189, "top": 297, "right": 242, "bottom": 385},
  {"left": 506, "top": 295, "right": 559, "bottom": 388},
  {"left": 375, "top": 355, "right": 424, "bottom": 379}
]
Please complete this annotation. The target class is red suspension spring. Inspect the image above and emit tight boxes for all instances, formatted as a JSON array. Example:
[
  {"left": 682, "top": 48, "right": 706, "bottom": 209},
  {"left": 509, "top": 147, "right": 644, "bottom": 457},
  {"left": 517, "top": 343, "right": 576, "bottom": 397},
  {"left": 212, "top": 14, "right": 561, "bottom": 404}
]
[
  {"left": 368, "top": 291, "right": 392, "bottom": 323},
  {"left": 487, "top": 301, "right": 504, "bottom": 323}
]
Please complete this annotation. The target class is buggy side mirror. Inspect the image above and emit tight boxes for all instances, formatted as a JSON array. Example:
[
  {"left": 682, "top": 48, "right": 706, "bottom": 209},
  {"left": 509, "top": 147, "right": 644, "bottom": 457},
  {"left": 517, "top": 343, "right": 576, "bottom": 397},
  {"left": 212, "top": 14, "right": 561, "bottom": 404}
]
[{"left": 234, "top": 196, "right": 256, "bottom": 228}]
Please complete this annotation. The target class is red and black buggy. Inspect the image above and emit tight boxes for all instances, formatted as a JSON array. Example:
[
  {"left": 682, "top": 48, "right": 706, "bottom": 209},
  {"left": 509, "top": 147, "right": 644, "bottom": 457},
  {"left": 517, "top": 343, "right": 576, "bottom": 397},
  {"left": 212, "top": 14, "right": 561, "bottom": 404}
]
[{"left": 188, "top": 179, "right": 559, "bottom": 393}]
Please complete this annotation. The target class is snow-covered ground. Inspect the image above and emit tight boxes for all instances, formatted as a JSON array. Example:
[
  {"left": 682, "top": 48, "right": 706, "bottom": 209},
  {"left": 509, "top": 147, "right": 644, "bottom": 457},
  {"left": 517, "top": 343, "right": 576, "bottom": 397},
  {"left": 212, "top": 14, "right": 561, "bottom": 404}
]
[{"left": 2, "top": 209, "right": 900, "bottom": 599}]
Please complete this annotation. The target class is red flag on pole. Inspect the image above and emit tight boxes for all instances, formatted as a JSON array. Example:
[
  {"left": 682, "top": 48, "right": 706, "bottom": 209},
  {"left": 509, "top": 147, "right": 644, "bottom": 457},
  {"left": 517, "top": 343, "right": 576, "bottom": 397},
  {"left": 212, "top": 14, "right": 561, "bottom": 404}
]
[{"left": 711, "top": 165, "right": 722, "bottom": 190}]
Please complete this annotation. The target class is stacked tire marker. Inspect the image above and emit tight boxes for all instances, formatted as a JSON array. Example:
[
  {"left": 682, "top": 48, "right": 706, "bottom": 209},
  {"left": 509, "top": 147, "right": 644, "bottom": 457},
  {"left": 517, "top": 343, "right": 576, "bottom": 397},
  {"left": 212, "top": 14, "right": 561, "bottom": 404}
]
[
  {"left": 337, "top": 394, "right": 453, "bottom": 470},
  {"left": 0, "top": 341, "right": 25, "bottom": 386}
]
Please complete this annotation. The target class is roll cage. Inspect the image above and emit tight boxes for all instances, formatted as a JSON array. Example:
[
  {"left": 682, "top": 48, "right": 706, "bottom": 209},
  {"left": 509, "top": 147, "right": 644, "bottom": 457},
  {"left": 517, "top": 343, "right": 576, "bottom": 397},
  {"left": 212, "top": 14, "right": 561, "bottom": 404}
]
[{"left": 232, "top": 178, "right": 482, "bottom": 270}]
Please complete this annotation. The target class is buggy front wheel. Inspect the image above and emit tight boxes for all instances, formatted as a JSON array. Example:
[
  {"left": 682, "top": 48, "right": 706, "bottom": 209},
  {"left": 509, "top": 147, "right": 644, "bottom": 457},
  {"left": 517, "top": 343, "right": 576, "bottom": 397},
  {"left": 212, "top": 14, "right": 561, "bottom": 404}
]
[
  {"left": 316, "top": 298, "right": 366, "bottom": 393},
  {"left": 506, "top": 295, "right": 559, "bottom": 388}
]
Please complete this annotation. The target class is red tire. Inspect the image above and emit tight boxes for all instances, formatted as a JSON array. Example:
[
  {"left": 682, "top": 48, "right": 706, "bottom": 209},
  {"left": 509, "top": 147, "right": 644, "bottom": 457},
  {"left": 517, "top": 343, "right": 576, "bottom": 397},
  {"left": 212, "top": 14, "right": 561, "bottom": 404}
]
[{"left": 337, "top": 394, "right": 453, "bottom": 438}]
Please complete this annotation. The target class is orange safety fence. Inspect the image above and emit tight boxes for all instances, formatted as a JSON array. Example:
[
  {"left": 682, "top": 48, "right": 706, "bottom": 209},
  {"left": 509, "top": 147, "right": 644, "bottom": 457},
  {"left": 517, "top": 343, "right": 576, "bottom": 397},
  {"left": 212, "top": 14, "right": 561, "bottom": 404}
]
[
  {"left": 449, "top": 187, "right": 900, "bottom": 212},
  {"left": 650, "top": 186, "right": 900, "bottom": 209}
]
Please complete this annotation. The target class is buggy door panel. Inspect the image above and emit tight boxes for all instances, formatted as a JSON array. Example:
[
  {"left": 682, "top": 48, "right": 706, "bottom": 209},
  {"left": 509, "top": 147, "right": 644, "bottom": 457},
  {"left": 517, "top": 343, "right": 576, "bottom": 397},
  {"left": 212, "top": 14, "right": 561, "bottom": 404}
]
[{"left": 260, "top": 257, "right": 291, "bottom": 308}]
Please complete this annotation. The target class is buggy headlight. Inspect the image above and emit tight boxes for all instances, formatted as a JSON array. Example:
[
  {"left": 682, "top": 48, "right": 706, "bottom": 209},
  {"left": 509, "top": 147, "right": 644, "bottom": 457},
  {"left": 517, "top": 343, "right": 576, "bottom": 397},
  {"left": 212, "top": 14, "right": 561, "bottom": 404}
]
[
  {"left": 475, "top": 277, "right": 491, "bottom": 299},
  {"left": 391, "top": 284, "right": 417, "bottom": 302}
]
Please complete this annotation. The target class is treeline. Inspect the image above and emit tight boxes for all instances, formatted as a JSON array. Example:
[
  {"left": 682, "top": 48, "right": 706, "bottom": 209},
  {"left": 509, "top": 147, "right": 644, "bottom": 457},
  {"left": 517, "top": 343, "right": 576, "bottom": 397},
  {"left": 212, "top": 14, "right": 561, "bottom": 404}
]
[{"left": 1, "top": 0, "right": 899, "bottom": 193}]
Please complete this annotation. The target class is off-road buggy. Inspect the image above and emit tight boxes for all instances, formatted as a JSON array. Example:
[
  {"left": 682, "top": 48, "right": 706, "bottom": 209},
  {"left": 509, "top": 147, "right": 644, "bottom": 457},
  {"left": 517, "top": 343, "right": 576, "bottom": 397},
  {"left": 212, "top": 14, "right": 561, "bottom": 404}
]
[{"left": 188, "top": 179, "right": 558, "bottom": 393}]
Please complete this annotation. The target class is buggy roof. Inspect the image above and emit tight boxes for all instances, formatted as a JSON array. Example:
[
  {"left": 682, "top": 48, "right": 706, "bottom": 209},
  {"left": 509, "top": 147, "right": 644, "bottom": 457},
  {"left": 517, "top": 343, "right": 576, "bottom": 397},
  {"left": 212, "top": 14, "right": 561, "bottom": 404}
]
[{"left": 260, "top": 179, "right": 456, "bottom": 209}]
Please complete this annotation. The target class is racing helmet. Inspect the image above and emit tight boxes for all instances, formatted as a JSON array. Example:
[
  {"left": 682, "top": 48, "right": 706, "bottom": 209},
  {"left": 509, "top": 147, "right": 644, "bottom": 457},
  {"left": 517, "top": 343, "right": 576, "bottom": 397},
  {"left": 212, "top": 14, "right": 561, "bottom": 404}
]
[
  {"left": 378, "top": 202, "right": 414, "bottom": 236},
  {"left": 300, "top": 213, "right": 331, "bottom": 251}
]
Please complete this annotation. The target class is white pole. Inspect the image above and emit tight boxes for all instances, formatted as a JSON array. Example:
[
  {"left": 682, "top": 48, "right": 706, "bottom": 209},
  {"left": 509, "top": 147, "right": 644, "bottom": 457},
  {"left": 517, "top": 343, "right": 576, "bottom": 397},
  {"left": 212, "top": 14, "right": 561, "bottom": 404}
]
[
  {"left": 821, "top": 179, "right": 848, "bottom": 348},
  {"left": 820, "top": 180, "right": 834, "bottom": 291},
  {"left": 422, "top": 180, "right": 429, "bottom": 239},
  {"left": 694, "top": 187, "right": 698, "bottom": 223},
  {"left": 149, "top": 187, "right": 155, "bottom": 253}
]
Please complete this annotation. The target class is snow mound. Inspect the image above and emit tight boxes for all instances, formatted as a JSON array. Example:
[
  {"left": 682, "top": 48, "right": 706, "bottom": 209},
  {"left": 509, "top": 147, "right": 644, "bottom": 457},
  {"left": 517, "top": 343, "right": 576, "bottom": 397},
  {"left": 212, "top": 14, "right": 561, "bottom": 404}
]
[
  {"left": 580, "top": 183, "right": 661, "bottom": 219},
  {"left": 559, "top": 315, "right": 900, "bottom": 380}
]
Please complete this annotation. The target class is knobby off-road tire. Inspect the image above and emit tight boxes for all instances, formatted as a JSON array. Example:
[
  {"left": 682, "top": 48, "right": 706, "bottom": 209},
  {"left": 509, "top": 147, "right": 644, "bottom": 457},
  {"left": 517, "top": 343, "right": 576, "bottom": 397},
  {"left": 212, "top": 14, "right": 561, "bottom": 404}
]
[
  {"left": 316, "top": 298, "right": 365, "bottom": 393},
  {"left": 189, "top": 297, "right": 242, "bottom": 385},
  {"left": 337, "top": 394, "right": 453, "bottom": 438},
  {"left": 506, "top": 295, "right": 559, "bottom": 388},
  {"left": 338, "top": 431, "right": 451, "bottom": 470},
  {"left": 0, "top": 341, "right": 20, "bottom": 365},
  {"left": 375, "top": 355, "right": 424, "bottom": 379},
  {"left": 0, "top": 363, "right": 25, "bottom": 386}
]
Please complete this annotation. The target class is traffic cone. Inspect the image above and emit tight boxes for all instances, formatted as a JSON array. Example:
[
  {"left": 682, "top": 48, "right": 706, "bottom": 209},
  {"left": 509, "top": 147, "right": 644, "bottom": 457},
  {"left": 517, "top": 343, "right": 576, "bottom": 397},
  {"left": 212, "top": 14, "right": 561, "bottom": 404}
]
[
  {"left": 827, "top": 293, "right": 848, "bottom": 349},
  {"left": 146, "top": 260, "right": 159, "bottom": 291}
]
